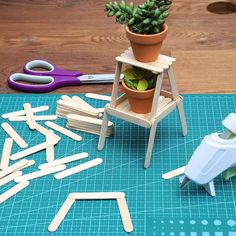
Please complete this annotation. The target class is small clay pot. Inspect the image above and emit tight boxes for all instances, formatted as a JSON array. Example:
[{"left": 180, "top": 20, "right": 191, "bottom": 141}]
[
  {"left": 121, "top": 80, "right": 155, "bottom": 114},
  {"left": 125, "top": 24, "right": 168, "bottom": 62}
]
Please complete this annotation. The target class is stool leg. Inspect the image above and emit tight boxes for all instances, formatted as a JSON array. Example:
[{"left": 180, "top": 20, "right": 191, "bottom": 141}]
[
  {"left": 177, "top": 101, "right": 188, "bottom": 136},
  {"left": 98, "top": 109, "right": 109, "bottom": 150},
  {"left": 144, "top": 121, "right": 158, "bottom": 169}
]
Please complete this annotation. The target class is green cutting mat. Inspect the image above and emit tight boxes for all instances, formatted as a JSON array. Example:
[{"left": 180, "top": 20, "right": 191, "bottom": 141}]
[{"left": 0, "top": 94, "right": 235, "bottom": 236}]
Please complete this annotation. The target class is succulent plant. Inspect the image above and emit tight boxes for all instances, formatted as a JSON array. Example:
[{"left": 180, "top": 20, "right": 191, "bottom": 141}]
[
  {"left": 123, "top": 67, "right": 157, "bottom": 91},
  {"left": 105, "top": 0, "right": 172, "bottom": 35}
]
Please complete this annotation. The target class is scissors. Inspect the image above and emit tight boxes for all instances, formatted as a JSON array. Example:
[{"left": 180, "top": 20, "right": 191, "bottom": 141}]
[{"left": 8, "top": 60, "right": 123, "bottom": 93}]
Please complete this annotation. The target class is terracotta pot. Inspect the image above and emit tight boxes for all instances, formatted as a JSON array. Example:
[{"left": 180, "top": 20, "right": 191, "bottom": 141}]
[
  {"left": 121, "top": 80, "right": 155, "bottom": 114},
  {"left": 125, "top": 24, "right": 168, "bottom": 62}
]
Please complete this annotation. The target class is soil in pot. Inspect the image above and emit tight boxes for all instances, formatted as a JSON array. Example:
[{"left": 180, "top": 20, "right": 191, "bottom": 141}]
[
  {"left": 125, "top": 24, "right": 168, "bottom": 63},
  {"left": 121, "top": 80, "right": 155, "bottom": 114}
]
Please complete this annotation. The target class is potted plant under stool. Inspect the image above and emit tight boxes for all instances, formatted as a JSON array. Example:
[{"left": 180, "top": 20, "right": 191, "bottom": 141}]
[
  {"left": 105, "top": 0, "right": 172, "bottom": 62},
  {"left": 122, "top": 66, "right": 157, "bottom": 114}
]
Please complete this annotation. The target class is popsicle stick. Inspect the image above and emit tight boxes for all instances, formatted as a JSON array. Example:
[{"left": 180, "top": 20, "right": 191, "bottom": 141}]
[
  {"left": 1, "top": 105, "right": 49, "bottom": 119},
  {"left": 69, "top": 192, "right": 125, "bottom": 200},
  {"left": 85, "top": 93, "right": 111, "bottom": 101},
  {"left": 38, "top": 152, "right": 89, "bottom": 170},
  {"left": 57, "top": 100, "right": 98, "bottom": 116},
  {"left": 17, "top": 160, "right": 35, "bottom": 170},
  {"left": 23, "top": 103, "right": 37, "bottom": 130},
  {"left": 0, "top": 171, "right": 22, "bottom": 186},
  {"left": 117, "top": 197, "right": 133, "bottom": 233},
  {"left": 45, "top": 121, "right": 82, "bottom": 141},
  {"left": 67, "top": 114, "right": 113, "bottom": 126},
  {"left": 54, "top": 158, "right": 103, "bottom": 179},
  {"left": 71, "top": 96, "right": 97, "bottom": 111},
  {"left": 9, "top": 115, "right": 57, "bottom": 122},
  {"left": 46, "top": 130, "right": 55, "bottom": 162},
  {"left": 10, "top": 138, "right": 59, "bottom": 161},
  {"left": 0, "top": 159, "right": 28, "bottom": 179},
  {"left": 48, "top": 197, "right": 75, "bottom": 232},
  {"left": 1, "top": 122, "right": 28, "bottom": 148},
  {"left": 14, "top": 164, "right": 66, "bottom": 183},
  {"left": 162, "top": 165, "right": 186, "bottom": 180},
  {"left": 0, "top": 181, "right": 29, "bottom": 204},
  {"left": 0, "top": 138, "right": 13, "bottom": 169},
  {"left": 36, "top": 123, "right": 61, "bottom": 141}
]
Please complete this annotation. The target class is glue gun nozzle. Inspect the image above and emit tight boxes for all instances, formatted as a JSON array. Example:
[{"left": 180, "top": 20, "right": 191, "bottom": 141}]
[{"left": 180, "top": 176, "right": 190, "bottom": 188}]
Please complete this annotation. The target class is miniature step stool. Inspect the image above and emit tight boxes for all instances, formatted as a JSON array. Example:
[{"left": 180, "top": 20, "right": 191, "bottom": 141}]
[{"left": 98, "top": 48, "right": 187, "bottom": 168}]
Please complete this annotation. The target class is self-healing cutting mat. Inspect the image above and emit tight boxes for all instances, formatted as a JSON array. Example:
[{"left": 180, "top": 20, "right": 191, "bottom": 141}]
[{"left": 0, "top": 94, "right": 235, "bottom": 236}]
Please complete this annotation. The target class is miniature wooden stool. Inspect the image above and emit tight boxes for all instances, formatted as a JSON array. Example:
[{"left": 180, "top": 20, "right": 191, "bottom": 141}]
[{"left": 98, "top": 48, "right": 187, "bottom": 168}]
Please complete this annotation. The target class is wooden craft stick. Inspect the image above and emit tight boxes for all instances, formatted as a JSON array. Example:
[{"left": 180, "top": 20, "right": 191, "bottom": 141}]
[
  {"left": 48, "top": 197, "right": 75, "bottom": 232},
  {"left": 36, "top": 123, "right": 61, "bottom": 141},
  {"left": 17, "top": 160, "right": 35, "bottom": 170},
  {"left": 0, "top": 171, "right": 22, "bottom": 186},
  {"left": 162, "top": 165, "right": 186, "bottom": 180},
  {"left": 57, "top": 100, "right": 98, "bottom": 116},
  {"left": 10, "top": 139, "right": 59, "bottom": 161},
  {"left": 14, "top": 164, "right": 66, "bottom": 183},
  {"left": 71, "top": 96, "right": 97, "bottom": 110},
  {"left": 69, "top": 192, "right": 125, "bottom": 200},
  {"left": 1, "top": 105, "right": 49, "bottom": 119},
  {"left": 23, "top": 103, "right": 37, "bottom": 130},
  {"left": 0, "top": 159, "right": 28, "bottom": 179},
  {"left": 0, "top": 138, "right": 13, "bottom": 169},
  {"left": 0, "top": 181, "right": 29, "bottom": 204},
  {"left": 85, "top": 93, "right": 111, "bottom": 101},
  {"left": 1, "top": 122, "right": 28, "bottom": 148},
  {"left": 46, "top": 130, "right": 55, "bottom": 162},
  {"left": 45, "top": 121, "right": 82, "bottom": 141},
  {"left": 117, "top": 197, "right": 133, "bottom": 233},
  {"left": 9, "top": 115, "right": 57, "bottom": 122},
  {"left": 38, "top": 152, "right": 89, "bottom": 170},
  {"left": 54, "top": 158, "right": 103, "bottom": 180}
]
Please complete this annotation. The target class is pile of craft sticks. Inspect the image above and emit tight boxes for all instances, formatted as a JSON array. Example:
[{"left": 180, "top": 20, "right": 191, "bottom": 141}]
[
  {"left": 0, "top": 94, "right": 133, "bottom": 233},
  {"left": 56, "top": 94, "right": 114, "bottom": 136},
  {"left": 0, "top": 102, "right": 103, "bottom": 204}
]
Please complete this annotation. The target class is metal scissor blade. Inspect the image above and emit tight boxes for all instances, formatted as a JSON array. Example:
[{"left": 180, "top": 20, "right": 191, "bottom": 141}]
[{"left": 79, "top": 74, "right": 124, "bottom": 84}]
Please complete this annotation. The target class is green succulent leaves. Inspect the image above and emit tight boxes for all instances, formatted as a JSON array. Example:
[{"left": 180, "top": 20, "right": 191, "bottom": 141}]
[
  {"left": 123, "top": 67, "right": 157, "bottom": 91},
  {"left": 105, "top": 0, "right": 172, "bottom": 35}
]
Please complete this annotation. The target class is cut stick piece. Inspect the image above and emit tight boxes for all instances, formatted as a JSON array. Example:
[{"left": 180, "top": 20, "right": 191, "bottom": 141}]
[
  {"left": 0, "top": 171, "right": 22, "bottom": 186},
  {"left": 14, "top": 164, "right": 66, "bottom": 183},
  {"left": 46, "top": 130, "right": 55, "bottom": 162},
  {"left": 2, "top": 105, "right": 49, "bottom": 119},
  {"left": 0, "top": 138, "right": 13, "bottom": 169},
  {"left": 85, "top": 93, "right": 111, "bottom": 101},
  {"left": 117, "top": 197, "right": 133, "bottom": 233},
  {"left": 38, "top": 152, "right": 89, "bottom": 170},
  {"left": 23, "top": 103, "right": 37, "bottom": 130},
  {"left": 69, "top": 192, "right": 125, "bottom": 200},
  {"left": 45, "top": 121, "right": 82, "bottom": 141},
  {"left": 0, "top": 159, "right": 28, "bottom": 179},
  {"left": 48, "top": 197, "right": 75, "bottom": 232},
  {"left": 54, "top": 158, "right": 103, "bottom": 180},
  {"left": 10, "top": 138, "right": 59, "bottom": 161},
  {"left": 0, "top": 181, "right": 29, "bottom": 204},
  {"left": 162, "top": 165, "right": 186, "bottom": 180},
  {"left": 9, "top": 115, "right": 57, "bottom": 122},
  {"left": 36, "top": 123, "right": 61, "bottom": 141},
  {"left": 1, "top": 123, "right": 28, "bottom": 148}
]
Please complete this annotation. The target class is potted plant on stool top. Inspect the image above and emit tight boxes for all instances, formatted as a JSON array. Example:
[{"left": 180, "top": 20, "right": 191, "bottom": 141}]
[{"left": 105, "top": 0, "right": 172, "bottom": 62}]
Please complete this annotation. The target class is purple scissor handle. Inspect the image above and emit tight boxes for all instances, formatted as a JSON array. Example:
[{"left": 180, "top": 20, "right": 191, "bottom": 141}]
[{"left": 8, "top": 60, "right": 83, "bottom": 93}]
